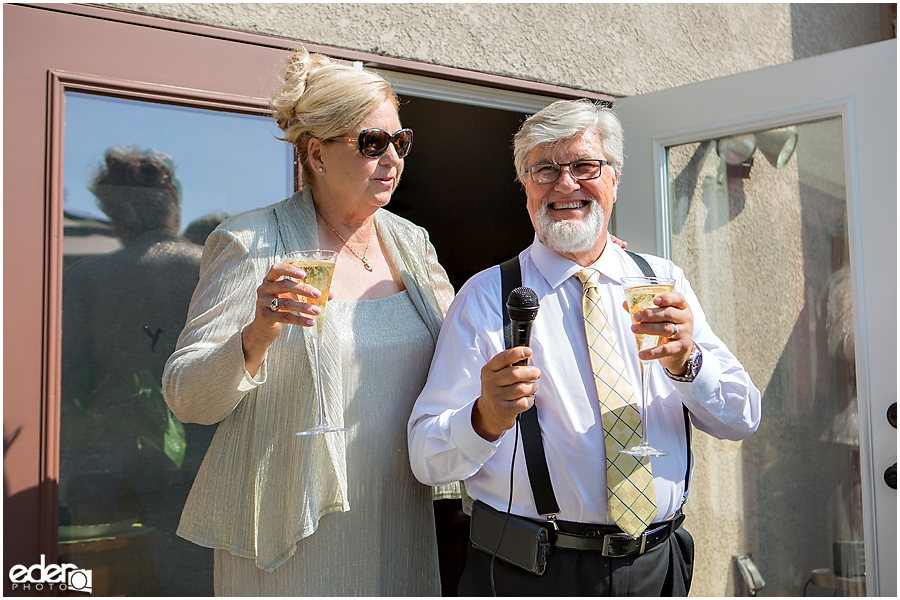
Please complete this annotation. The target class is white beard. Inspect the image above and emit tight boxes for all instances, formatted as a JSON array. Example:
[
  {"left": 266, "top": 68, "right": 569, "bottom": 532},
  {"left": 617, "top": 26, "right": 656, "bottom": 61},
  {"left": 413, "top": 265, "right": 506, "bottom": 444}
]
[{"left": 534, "top": 199, "right": 606, "bottom": 255}]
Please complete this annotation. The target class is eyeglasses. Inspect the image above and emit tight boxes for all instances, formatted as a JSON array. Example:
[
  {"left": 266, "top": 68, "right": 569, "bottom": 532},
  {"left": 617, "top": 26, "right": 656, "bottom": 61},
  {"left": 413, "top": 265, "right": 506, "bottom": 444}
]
[
  {"left": 329, "top": 128, "right": 413, "bottom": 159},
  {"left": 527, "top": 159, "right": 609, "bottom": 184}
]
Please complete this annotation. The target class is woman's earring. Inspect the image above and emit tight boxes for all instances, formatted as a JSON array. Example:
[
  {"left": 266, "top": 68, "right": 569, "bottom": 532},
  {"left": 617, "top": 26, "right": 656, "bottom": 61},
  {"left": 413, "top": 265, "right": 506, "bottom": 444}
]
[{"left": 318, "top": 167, "right": 323, "bottom": 173}]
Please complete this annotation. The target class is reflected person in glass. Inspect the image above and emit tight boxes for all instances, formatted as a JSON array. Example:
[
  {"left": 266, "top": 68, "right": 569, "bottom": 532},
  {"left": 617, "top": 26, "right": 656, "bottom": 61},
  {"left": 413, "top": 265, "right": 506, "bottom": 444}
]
[
  {"left": 408, "top": 99, "right": 762, "bottom": 596},
  {"left": 60, "top": 146, "right": 214, "bottom": 595},
  {"left": 162, "top": 48, "right": 456, "bottom": 596}
]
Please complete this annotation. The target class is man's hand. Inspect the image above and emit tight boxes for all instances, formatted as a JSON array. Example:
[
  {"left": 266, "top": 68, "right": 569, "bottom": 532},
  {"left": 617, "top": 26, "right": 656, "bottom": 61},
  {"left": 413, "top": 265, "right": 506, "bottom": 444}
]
[
  {"left": 626, "top": 291, "right": 695, "bottom": 375},
  {"left": 472, "top": 347, "right": 541, "bottom": 441}
]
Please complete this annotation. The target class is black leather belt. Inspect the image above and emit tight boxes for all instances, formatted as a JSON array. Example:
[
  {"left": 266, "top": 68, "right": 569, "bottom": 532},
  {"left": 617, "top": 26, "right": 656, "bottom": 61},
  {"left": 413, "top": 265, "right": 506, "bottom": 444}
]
[{"left": 547, "top": 511, "right": 685, "bottom": 558}]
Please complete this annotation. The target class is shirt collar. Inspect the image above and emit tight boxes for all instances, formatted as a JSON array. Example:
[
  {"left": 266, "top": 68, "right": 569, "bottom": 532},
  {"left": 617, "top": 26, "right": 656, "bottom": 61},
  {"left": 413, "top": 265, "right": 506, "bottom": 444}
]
[{"left": 530, "top": 233, "right": 634, "bottom": 289}]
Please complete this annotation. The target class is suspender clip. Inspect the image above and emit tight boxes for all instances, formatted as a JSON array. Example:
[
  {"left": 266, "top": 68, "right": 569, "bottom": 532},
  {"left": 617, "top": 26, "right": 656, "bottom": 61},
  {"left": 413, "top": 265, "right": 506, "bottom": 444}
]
[{"left": 545, "top": 513, "right": 559, "bottom": 530}]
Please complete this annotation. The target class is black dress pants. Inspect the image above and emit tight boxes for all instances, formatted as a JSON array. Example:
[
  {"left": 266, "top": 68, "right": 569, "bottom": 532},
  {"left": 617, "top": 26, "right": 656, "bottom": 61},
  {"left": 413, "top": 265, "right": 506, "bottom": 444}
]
[{"left": 457, "top": 526, "right": 694, "bottom": 596}]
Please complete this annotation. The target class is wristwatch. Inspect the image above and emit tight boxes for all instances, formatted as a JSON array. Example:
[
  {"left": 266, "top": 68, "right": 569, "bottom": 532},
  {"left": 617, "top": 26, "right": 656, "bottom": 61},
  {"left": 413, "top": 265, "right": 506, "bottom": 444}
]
[{"left": 665, "top": 345, "right": 702, "bottom": 382}]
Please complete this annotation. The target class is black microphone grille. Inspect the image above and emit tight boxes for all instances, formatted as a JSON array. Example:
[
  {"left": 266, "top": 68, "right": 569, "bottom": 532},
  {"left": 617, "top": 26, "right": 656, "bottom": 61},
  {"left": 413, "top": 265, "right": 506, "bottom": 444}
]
[{"left": 506, "top": 286, "right": 539, "bottom": 321}]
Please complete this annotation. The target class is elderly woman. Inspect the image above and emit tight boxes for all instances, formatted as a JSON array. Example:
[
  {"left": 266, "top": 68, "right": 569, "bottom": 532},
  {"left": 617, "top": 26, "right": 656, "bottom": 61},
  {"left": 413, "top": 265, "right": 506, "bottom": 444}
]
[{"left": 162, "top": 49, "right": 453, "bottom": 595}]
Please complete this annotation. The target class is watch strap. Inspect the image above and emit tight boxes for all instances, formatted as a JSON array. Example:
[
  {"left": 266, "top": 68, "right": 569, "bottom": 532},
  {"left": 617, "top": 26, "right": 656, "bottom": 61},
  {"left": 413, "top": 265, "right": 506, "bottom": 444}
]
[{"left": 666, "top": 345, "right": 702, "bottom": 382}]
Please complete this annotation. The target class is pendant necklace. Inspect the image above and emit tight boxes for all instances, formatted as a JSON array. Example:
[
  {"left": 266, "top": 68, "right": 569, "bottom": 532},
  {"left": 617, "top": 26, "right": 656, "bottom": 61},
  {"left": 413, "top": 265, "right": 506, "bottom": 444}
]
[{"left": 317, "top": 209, "right": 374, "bottom": 272}]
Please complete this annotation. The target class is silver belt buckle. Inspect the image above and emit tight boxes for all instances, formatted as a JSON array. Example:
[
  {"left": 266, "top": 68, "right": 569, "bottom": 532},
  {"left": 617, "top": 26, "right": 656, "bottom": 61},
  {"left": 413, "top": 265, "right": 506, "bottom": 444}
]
[
  {"left": 601, "top": 534, "right": 613, "bottom": 557},
  {"left": 601, "top": 533, "right": 629, "bottom": 557},
  {"left": 601, "top": 530, "right": 651, "bottom": 557}
]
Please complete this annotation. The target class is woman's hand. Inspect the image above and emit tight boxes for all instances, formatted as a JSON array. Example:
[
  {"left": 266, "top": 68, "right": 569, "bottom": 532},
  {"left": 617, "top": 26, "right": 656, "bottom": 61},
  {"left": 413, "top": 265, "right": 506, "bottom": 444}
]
[
  {"left": 609, "top": 233, "right": 628, "bottom": 250},
  {"left": 241, "top": 261, "right": 328, "bottom": 376}
]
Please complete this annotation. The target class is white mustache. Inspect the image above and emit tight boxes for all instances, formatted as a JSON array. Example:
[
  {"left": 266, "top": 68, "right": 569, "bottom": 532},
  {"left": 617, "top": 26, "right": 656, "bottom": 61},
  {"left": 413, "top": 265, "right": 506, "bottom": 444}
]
[{"left": 535, "top": 197, "right": 604, "bottom": 254}]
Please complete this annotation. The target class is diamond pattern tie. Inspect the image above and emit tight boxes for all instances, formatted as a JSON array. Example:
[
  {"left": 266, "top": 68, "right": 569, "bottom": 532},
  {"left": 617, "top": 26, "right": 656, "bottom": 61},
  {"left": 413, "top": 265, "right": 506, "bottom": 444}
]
[{"left": 576, "top": 268, "right": 657, "bottom": 539}]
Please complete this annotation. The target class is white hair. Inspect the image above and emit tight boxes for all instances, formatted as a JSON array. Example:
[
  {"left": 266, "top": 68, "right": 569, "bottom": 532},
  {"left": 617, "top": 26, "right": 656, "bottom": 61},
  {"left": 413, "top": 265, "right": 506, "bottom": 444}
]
[{"left": 513, "top": 99, "right": 624, "bottom": 184}]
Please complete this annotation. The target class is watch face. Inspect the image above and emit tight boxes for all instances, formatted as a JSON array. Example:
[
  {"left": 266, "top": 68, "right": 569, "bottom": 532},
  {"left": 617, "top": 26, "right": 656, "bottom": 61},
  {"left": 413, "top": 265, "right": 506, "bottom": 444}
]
[{"left": 689, "top": 348, "right": 702, "bottom": 375}]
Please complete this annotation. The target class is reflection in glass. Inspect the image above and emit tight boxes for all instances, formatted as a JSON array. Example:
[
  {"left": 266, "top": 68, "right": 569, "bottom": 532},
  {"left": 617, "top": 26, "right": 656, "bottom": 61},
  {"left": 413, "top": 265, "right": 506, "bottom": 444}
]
[
  {"left": 63, "top": 92, "right": 292, "bottom": 229},
  {"left": 666, "top": 118, "right": 864, "bottom": 596},
  {"left": 59, "top": 94, "right": 292, "bottom": 596}
]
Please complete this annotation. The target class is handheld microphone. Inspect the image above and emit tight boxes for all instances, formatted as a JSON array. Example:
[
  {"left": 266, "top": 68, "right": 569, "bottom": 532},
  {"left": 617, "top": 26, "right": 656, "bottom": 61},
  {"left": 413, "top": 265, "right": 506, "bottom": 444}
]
[
  {"left": 506, "top": 287, "right": 539, "bottom": 366},
  {"left": 487, "top": 287, "right": 538, "bottom": 596}
]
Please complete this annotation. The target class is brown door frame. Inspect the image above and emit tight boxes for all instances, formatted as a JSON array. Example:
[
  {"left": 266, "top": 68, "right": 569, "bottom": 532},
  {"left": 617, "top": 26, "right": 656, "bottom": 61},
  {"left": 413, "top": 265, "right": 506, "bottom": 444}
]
[
  {"left": 3, "top": 3, "right": 606, "bottom": 582},
  {"left": 4, "top": 5, "right": 299, "bottom": 581},
  {"left": 48, "top": 66, "right": 273, "bottom": 553}
]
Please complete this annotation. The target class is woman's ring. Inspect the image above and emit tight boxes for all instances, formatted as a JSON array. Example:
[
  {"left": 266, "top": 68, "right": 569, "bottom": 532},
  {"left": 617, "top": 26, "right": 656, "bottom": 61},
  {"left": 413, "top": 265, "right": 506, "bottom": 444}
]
[
  {"left": 269, "top": 298, "right": 279, "bottom": 312},
  {"left": 671, "top": 324, "right": 679, "bottom": 338}
]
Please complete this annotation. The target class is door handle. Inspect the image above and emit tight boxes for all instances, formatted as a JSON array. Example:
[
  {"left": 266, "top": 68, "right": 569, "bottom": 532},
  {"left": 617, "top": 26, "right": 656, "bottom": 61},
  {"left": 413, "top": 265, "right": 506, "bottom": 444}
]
[
  {"left": 885, "top": 463, "right": 897, "bottom": 490},
  {"left": 734, "top": 554, "right": 765, "bottom": 595}
]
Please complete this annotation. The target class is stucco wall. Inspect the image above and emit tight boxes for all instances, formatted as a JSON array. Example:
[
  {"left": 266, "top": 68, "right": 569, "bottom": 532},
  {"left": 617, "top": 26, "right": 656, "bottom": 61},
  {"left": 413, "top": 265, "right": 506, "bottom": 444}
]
[{"left": 104, "top": 3, "right": 887, "bottom": 96}]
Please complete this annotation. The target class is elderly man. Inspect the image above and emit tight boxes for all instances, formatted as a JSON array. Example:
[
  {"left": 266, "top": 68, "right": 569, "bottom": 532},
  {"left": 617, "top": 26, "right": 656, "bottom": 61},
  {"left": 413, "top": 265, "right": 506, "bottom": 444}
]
[{"left": 408, "top": 99, "right": 761, "bottom": 596}]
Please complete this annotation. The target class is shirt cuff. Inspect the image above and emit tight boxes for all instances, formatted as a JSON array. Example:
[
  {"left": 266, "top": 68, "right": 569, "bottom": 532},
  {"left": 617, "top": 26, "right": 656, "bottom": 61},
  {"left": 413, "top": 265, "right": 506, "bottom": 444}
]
[
  {"left": 449, "top": 398, "right": 501, "bottom": 465},
  {"left": 232, "top": 327, "right": 266, "bottom": 392},
  {"left": 239, "top": 363, "right": 266, "bottom": 391},
  {"left": 671, "top": 346, "right": 721, "bottom": 398}
]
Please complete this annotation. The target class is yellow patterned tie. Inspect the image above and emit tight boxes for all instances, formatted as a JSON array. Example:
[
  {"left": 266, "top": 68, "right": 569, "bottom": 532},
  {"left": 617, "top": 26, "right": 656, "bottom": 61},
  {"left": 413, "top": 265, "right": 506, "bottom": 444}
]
[{"left": 576, "top": 268, "right": 657, "bottom": 539}]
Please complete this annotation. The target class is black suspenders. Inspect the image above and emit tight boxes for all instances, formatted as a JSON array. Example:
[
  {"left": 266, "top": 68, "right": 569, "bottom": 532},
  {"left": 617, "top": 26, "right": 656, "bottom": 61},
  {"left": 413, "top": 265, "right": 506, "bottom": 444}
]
[
  {"left": 499, "top": 252, "right": 693, "bottom": 520},
  {"left": 501, "top": 257, "right": 560, "bottom": 517}
]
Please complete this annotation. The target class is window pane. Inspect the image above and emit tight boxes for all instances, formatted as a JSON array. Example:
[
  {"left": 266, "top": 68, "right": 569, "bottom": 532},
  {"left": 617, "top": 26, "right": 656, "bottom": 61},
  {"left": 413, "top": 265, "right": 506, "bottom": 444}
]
[
  {"left": 666, "top": 118, "right": 865, "bottom": 596},
  {"left": 58, "top": 92, "right": 292, "bottom": 596}
]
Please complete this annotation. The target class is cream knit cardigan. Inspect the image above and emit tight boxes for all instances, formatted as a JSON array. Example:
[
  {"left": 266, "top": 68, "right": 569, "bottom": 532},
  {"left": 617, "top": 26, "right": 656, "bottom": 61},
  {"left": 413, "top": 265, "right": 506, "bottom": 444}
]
[{"left": 162, "top": 188, "right": 455, "bottom": 571}]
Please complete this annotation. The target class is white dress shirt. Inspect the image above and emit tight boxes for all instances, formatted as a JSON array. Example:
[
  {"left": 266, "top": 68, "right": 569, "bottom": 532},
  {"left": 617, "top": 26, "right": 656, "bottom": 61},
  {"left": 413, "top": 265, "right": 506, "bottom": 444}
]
[{"left": 408, "top": 235, "right": 761, "bottom": 525}]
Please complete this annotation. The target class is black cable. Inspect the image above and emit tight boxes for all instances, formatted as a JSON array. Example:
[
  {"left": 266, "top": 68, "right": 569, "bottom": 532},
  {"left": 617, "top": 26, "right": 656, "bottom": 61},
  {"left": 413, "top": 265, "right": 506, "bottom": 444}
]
[
  {"left": 489, "top": 415, "right": 520, "bottom": 597},
  {"left": 801, "top": 576, "right": 812, "bottom": 596}
]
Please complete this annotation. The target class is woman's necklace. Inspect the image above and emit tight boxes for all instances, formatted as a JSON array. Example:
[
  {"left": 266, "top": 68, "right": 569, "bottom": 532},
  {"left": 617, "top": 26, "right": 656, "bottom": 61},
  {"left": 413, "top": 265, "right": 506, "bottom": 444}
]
[{"left": 317, "top": 209, "right": 374, "bottom": 272}]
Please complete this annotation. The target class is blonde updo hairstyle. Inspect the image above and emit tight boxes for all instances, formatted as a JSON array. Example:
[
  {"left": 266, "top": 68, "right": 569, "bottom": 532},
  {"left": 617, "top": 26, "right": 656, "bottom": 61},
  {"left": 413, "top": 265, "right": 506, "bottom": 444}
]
[{"left": 270, "top": 49, "right": 399, "bottom": 183}]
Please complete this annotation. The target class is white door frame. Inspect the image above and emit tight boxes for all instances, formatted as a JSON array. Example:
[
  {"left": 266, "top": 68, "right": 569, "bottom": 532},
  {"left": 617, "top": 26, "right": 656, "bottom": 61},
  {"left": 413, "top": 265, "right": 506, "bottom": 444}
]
[
  {"left": 615, "top": 39, "right": 896, "bottom": 596},
  {"left": 380, "top": 69, "right": 557, "bottom": 113}
]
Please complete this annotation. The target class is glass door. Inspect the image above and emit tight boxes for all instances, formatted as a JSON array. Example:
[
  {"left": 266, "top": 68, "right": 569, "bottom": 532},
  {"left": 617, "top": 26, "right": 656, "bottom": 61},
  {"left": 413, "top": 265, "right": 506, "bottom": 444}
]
[
  {"left": 665, "top": 118, "right": 865, "bottom": 596},
  {"left": 57, "top": 90, "right": 293, "bottom": 596},
  {"left": 3, "top": 5, "right": 295, "bottom": 592},
  {"left": 615, "top": 40, "right": 896, "bottom": 596}
]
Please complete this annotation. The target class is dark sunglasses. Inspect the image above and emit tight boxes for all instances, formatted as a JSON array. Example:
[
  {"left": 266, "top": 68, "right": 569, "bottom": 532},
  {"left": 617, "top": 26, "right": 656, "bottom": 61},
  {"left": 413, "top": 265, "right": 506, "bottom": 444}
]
[{"left": 329, "top": 128, "right": 413, "bottom": 159}]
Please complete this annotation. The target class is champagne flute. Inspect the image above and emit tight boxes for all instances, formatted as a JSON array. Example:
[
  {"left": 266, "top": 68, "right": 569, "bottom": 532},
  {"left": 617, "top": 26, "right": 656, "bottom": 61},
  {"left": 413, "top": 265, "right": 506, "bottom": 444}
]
[
  {"left": 285, "top": 250, "right": 347, "bottom": 436},
  {"left": 620, "top": 276, "right": 675, "bottom": 457}
]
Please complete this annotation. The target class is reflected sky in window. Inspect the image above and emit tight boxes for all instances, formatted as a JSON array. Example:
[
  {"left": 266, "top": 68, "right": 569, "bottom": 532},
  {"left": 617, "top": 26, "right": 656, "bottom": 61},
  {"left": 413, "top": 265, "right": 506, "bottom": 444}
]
[{"left": 63, "top": 92, "right": 293, "bottom": 233}]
